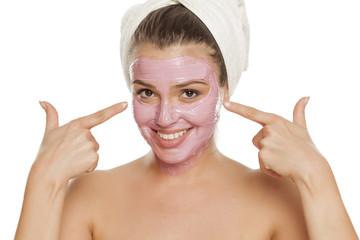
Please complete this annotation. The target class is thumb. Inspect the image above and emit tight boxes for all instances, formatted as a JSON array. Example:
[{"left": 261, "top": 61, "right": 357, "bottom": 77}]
[
  {"left": 293, "top": 97, "right": 310, "bottom": 128},
  {"left": 39, "top": 101, "right": 59, "bottom": 132}
]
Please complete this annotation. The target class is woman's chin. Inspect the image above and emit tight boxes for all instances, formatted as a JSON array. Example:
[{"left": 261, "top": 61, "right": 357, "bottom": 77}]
[
  {"left": 152, "top": 147, "right": 205, "bottom": 174},
  {"left": 154, "top": 154, "right": 197, "bottom": 175},
  {"left": 153, "top": 152, "right": 193, "bottom": 165}
]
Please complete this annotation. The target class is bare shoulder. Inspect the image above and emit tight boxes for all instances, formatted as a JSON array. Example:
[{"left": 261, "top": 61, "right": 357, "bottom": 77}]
[
  {"left": 64, "top": 159, "right": 142, "bottom": 207},
  {"left": 204, "top": 157, "right": 308, "bottom": 239},
  {"left": 243, "top": 169, "right": 309, "bottom": 239},
  {"left": 60, "top": 160, "right": 141, "bottom": 239}
]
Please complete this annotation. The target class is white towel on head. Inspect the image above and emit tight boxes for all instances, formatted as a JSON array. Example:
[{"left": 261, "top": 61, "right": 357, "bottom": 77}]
[{"left": 120, "top": 0, "right": 250, "bottom": 96}]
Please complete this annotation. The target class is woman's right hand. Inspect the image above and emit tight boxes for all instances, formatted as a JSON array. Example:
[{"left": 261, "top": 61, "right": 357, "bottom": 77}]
[{"left": 32, "top": 101, "right": 128, "bottom": 184}]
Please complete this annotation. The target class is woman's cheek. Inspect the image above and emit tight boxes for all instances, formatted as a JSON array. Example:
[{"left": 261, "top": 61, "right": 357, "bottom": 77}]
[
  {"left": 179, "top": 93, "right": 220, "bottom": 127},
  {"left": 132, "top": 99, "right": 156, "bottom": 134}
]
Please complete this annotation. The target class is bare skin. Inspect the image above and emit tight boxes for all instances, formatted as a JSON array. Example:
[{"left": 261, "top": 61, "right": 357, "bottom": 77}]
[
  {"left": 15, "top": 43, "right": 358, "bottom": 240},
  {"left": 60, "top": 151, "right": 308, "bottom": 239}
]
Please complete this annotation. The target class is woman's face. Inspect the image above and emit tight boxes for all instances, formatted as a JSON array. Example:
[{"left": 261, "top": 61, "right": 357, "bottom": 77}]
[{"left": 130, "top": 43, "right": 225, "bottom": 173}]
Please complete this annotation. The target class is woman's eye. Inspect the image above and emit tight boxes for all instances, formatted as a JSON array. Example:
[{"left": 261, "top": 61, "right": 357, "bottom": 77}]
[
  {"left": 181, "top": 89, "right": 200, "bottom": 99},
  {"left": 137, "top": 89, "right": 155, "bottom": 98}
]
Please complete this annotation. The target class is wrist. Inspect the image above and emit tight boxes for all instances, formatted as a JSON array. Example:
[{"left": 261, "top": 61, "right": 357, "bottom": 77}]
[
  {"left": 292, "top": 156, "right": 337, "bottom": 197},
  {"left": 16, "top": 160, "right": 68, "bottom": 240},
  {"left": 29, "top": 160, "right": 68, "bottom": 192}
]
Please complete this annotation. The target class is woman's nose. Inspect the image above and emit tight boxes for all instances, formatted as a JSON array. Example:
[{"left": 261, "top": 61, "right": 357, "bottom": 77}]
[{"left": 155, "top": 100, "right": 179, "bottom": 127}]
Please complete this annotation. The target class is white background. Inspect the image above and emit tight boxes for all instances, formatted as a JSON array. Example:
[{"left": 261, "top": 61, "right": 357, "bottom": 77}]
[{"left": 1, "top": 0, "right": 359, "bottom": 238}]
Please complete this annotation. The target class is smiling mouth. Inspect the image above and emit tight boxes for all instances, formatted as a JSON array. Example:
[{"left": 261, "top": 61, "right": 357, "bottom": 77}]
[{"left": 156, "top": 128, "right": 192, "bottom": 140}]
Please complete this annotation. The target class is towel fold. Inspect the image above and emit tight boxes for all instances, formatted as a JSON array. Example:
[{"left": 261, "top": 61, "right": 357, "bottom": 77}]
[{"left": 120, "top": 0, "right": 250, "bottom": 96}]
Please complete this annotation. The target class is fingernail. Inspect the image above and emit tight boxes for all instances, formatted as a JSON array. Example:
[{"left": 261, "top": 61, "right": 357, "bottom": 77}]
[
  {"left": 39, "top": 101, "right": 47, "bottom": 111},
  {"left": 120, "top": 102, "right": 128, "bottom": 108},
  {"left": 304, "top": 97, "right": 310, "bottom": 106},
  {"left": 224, "top": 102, "right": 231, "bottom": 107}
]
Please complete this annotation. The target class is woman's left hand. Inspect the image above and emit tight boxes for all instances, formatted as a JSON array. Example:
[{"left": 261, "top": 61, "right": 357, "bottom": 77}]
[{"left": 224, "top": 97, "right": 327, "bottom": 180}]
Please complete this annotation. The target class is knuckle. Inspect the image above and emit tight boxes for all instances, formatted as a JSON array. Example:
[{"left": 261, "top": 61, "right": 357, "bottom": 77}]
[
  {"left": 79, "top": 129, "right": 92, "bottom": 140},
  {"left": 83, "top": 129, "right": 92, "bottom": 137},
  {"left": 84, "top": 141, "right": 95, "bottom": 151},
  {"left": 246, "top": 107, "right": 258, "bottom": 119},
  {"left": 258, "top": 158, "right": 270, "bottom": 172},
  {"left": 259, "top": 158, "right": 266, "bottom": 170},
  {"left": 262, "top": 125, "right": 272, "bottom": 135},
  {"left": 93, "top": 155, "right": 99, "bottom": 167},
  {"left": 252, "top": 136, "right": 257, "bottom": 146},
  {"left": 90, "top": 141, "right": 99, "bottom": 151},
  {"left": 252, "top": 135, "right": 262, "bottom": 148},
  {"left": 258, "top": 149, "right": 268, "bottom": 160},
  {"left": 259, "top": 138, "right": 267, "bottom": 148},
  {"left": 86, "top": 156, "right": 99, "bottom": 172},
  {"left": 94, "top": 141, "right": 100, "bottom": 151},
  {"left": 89, "top": 152, "right": 99, "bottom": 164}
]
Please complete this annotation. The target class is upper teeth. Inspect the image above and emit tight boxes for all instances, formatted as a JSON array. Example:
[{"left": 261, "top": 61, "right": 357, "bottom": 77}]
[{"left": 157, "top": 129, "right": 188, "bottom": 140}]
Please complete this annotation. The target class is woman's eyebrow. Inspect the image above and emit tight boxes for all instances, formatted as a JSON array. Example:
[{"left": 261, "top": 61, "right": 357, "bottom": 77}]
[
  {"left": 132, "top": 80, "right": 156, "bottom": 89},
  {"left": 174, "top": 80, "right": 208, "bottom": 89}
]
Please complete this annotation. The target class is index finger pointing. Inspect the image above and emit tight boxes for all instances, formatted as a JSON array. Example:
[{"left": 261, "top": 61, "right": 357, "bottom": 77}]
[
  {"left": 77, "top": 102, "right": 128, "bottom": 129},
  {"left": 223, "top": 101, "right": 275, "bottom": 126}
]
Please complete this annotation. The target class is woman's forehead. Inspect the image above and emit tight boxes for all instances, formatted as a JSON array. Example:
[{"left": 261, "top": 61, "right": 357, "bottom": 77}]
[
  {"left": 130, "top": 56, "right": 216, "bottom": 84},
  {"left": 132, "top": 43, "right": 220, "bottom": 72}
]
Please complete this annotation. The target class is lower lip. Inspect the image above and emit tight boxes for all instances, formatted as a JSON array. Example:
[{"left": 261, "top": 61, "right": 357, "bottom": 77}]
[{"left": 152, "top": 128, "right": 192, "bottom": 149}]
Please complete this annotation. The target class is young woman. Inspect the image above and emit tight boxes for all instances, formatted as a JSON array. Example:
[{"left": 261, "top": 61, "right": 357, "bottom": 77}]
[{"left": 15, "top": 1, "right": 358, "bottom": 240}]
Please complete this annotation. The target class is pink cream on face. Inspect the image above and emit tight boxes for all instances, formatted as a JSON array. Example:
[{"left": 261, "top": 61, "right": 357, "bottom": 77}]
[{"left": 130, "top": 56, "right": 221, "bottom": 175}]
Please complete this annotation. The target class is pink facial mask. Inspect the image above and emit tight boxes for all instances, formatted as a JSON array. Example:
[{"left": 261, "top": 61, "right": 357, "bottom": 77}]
[{"left": 130, "top": 56, "right": 221, "bottom": 175}]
